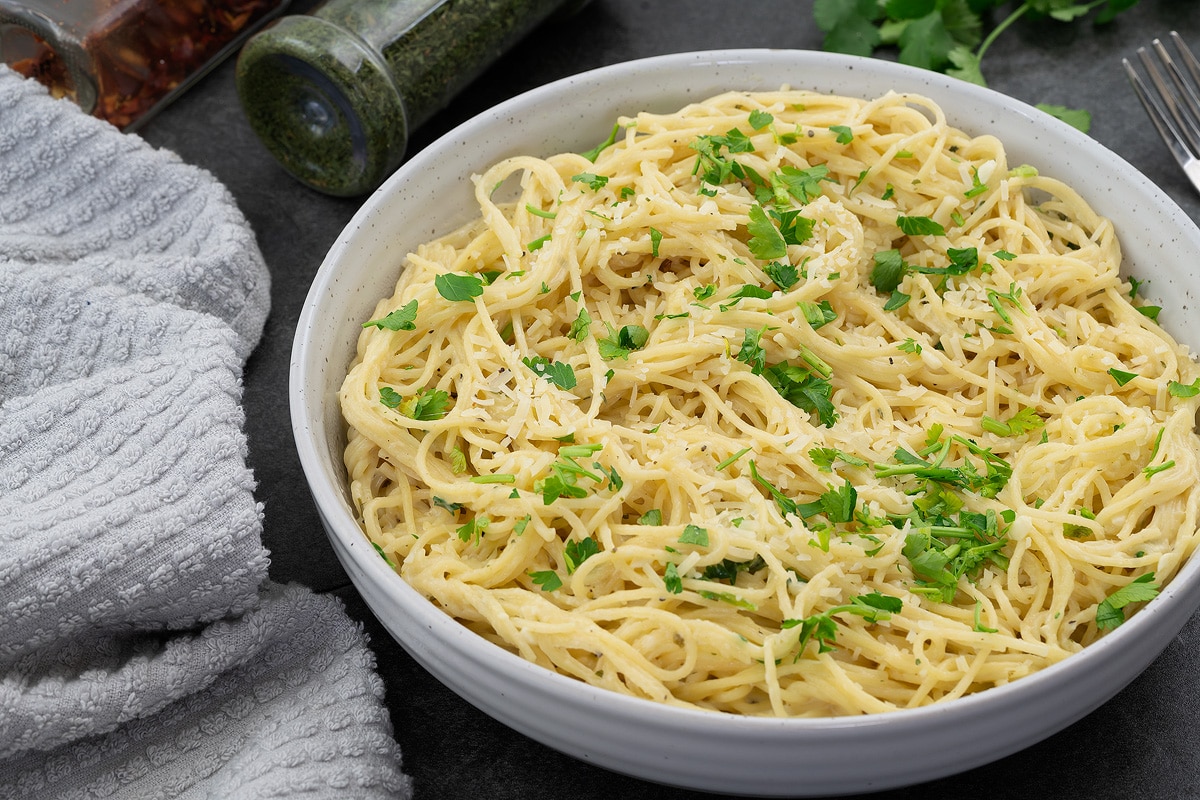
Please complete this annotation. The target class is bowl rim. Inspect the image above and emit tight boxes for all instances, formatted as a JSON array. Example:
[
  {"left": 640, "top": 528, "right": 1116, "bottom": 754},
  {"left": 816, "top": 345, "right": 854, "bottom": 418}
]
[{"left": 290, "top": 44, "right": 1200, "bottom": 774}]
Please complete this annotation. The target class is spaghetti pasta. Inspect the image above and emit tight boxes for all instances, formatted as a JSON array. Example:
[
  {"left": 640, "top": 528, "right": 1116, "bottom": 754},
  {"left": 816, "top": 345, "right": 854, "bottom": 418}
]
[{"left": 340, "top": 90, "right": 1200, "bottom": 716}]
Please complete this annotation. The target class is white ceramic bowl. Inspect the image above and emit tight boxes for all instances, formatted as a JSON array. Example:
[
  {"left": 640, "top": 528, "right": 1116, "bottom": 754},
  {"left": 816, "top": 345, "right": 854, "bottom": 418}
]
[{"left": 291, "top": 50, "right": 1200, "bottom": 796}]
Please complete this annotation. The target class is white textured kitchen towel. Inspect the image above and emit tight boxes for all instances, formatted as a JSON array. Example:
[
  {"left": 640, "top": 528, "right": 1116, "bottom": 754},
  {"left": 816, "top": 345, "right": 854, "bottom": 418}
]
[{"left": 0, "top": 66, "right": 411, "bottom": 798}]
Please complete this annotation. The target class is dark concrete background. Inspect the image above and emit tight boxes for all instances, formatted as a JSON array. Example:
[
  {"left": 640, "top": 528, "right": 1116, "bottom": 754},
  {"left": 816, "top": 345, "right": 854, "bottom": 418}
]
[{"left": 140, "top": 2, "right": 1200, "bottom": 797}]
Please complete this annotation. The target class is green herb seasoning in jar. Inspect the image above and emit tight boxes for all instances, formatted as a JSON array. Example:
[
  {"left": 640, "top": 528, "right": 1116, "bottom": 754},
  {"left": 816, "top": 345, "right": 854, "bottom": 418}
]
[{"left": 236, "top": 0, "right": 583, "bottom": 197}]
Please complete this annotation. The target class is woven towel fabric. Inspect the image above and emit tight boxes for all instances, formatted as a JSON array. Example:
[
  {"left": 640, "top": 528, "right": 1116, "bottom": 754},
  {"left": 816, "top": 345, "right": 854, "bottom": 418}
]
[{"left": 0, "top": 66, "right": 410, "bottom": 798}]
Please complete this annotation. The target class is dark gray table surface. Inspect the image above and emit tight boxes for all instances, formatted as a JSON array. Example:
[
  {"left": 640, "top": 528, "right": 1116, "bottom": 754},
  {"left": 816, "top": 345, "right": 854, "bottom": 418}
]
[{"left": 140, "top": 2, "right": 1200, "bottom": 797}]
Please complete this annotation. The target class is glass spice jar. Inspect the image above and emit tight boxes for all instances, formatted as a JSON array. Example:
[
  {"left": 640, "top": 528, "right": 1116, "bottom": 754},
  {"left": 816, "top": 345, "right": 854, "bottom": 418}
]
[
  {"left": 0, "top": 0, "right": 290, "bottom": 130},
  {"left": 235, "top": 0, "right": 584, "bottom": 197}
]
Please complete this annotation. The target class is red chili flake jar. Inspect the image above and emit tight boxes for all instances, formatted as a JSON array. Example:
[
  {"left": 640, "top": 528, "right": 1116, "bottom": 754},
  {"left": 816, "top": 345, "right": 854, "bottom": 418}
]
[{"left": 0, "top": 0, "right": 290, "bottom": 130}]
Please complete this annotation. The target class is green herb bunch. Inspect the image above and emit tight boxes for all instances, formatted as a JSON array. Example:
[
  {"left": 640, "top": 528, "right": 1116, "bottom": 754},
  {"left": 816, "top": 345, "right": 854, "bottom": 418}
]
[{"left": 814, "top": 0, "right": 1140, "bottom": 129}]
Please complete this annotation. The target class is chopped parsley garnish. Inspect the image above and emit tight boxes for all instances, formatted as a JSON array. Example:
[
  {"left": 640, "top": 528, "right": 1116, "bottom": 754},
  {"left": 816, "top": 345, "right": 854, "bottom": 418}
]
[
  {"left": 774, "top": 163, "right": 834, "bottom": 204},
  {"left": 782, "top": 592, "right": 900, "bottom": 656},
  {"left": 896, "top": 215, "right": 945, "bottom": 237},
  {"left": 748, "top": 203, "right": 788, "bottom": 260},
  {"left": 598, "top": 323, "right": 650, "bottom": 360},
  {"left": 382, "top": 386, "right": 451, "bottom": 421},
  {"left": 456, "top": 515, "right": 490, "bottom": 544},
  {"left": 1107, "top": 367, "right": 1137, "bottom": 387},
  {"left": 469, "top": 474, "right": 516, "bottom": 484},
  {"left": 749, "top": 109, "right": 774, "bottom": 129},
  {"left": 363, "top": 299, "right": 418, "bottom": 330},
  {"left": 870, "top": 249, "right": 907, "bottom": 294},
  {"left": 664, "top": 562, "right": 683, "bottom": 594},
  {"left": 530, "top": 570, "right": 563, "bottom": 592},
  {"left": 580, "top": 122, "right": 620, "bottom": 162},
  {"left": 798, "top": 299, "right": 837, "bottom": 329},
  {"left": 679, "top": 524, "right": 710, "bottom": 546},
  {"left": 638, "top": 508, "right": 663, "bottom": 526},
  {"left": 1095, "top": 573, "right": 1159, "bottom": 630},
  {"left": 1169, "top": 378, "right": 1200, "bottom": 398},
  {"left": 568, "top": 308, "right": 592, "bottom": 341},
  {"left": 372, "top": 542, "right": 395, "bottom": 568},
  {"left": 525, "top": 203, "right": 556, "bottom": 219},
  {"left": 809, "top": 446, "right": 867, "bottom": 472},
  {"left": 649, "top": 227, "right": 663, "bottom": 257},
  {"left": 764, "top": 260, "right": 800, "bottom": 290},
  {"left": 527, "top": 234, "right": 552, "bottom": 251},
  {"left": 980, "top": 408, "right": 1045, "bottom": 437},
  {"left": 829, "top": 124, "right": 854, "bottom": 144},
  {"left": 764, "top": 361, "right": 838, "bottom": 427},
  {"left": 897, "top": 338, "right": 922, "bottom": 354},
  {"left": 986, "top": 282, "right": 1024, "bottom": 324},
  {"left": 702, "top": 554, "right": 766, "bottom": 584},
  {"left": 716, "top": 447, "right": 752, "bottom": 471},
  {"left": 572, "top": 172, "right": 609, "bottom": 191},
  {"left": 522, "top": 356, "right": 577, "bottom": 390},
  {"left": 564, "top": 537, "right": 600, "bottom": 573},
  {"left": 435, "top": 272, "right": 484, "bottom": 301}
]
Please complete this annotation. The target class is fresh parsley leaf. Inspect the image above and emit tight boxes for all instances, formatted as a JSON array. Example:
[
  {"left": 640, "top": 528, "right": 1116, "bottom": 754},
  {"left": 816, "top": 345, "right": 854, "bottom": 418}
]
[
  {"left": 679, "top": 524, "right": 710, "bottom": 546},
  {"left": 530, "top": 569, "right": 563, "bottom": 591},
  {"left": 379, "top": 386, "right": 403, "bottom": 409},
  {"left": 564, "top": 537, "right": 600, "bottom": 574},
  {"left": 798, "top": 299, "right": 837, "bottom": 329},
  {"left": 871, "top": 249, "right": 908, "bottom": 294},
  {"left": 1168, "top": 378, "right": 1200, "bottom": 398},
  {"left": 749, "top": 109, "right": 774, "bottom": 129},
  {"left": 435, "top": 272, "right": 485, "bottom": 301},
  {"left": 1036, "top": 103, "right": 1092, "bottom": 133},
  {"left": 456, "top": 515, "right": 490, "bottom": 543},
  {"left": 702, "top": 555, "right": 766, "bottom": 583},
  {"left": 1108, "top": 367, "right": 1138, "bottom": 386},
  {"left": 572, "top": 172, "right": 609, "bottom": 191},
  {"left": 765, "top": 362, "right": 838, "bottom": 427},
  {"left": 569, "top": 308, "right": 592, "bottom": 341},
  {"left": 523, "top": 356, "right": 577, "bottom": 390},
  {"left": 748, "top": 203, "right": 788, "bottom": 260},
  {"left": 638, "top": 508, "right": 663, "bottom": 526},
  {"left": 764, "top": 260, "right": 800, "bottom": 290},
  {"left": 363, "top": 299, "right": 418, "bottom": 331},
  {"left": 1096, "top": 573, "right": 1159, "bottom": 629},
  {"left": 650, "top": 227, "right": 663, "bottom": 257},
  {"left": 829, "top": 124, "right": 854, "bottom": 144},
  {"left": 598, "top": 323, "right": 650, "bottom": 360},
  {"left": 897, "top": 215, "right": 946, "bottom": 236},
  {"left": 736, "top": 327, "right": 767, "bottom": 375},
  {"left": 775, "top": 164, "right": 834, "bottom": 204},
  {"left": 981, "top": 407, "right": 1045, "bottom": 436},
  {"left": 813, "top": 0, "right": 883, "bottom": 56},
  {"left": 393, "top": 387, "right": 451, "bottom": 421},
  {"left": 664, "top": 562, "right": 683, "bottom": 593},
  {"left": 809, "top": 446, "right": 868, "bottom": 472}
]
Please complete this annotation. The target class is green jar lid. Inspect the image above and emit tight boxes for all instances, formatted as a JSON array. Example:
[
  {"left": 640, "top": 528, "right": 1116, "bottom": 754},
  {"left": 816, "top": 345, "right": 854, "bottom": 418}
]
[{"left": 236, "top": 15, "right": 408, "bottom": 197}]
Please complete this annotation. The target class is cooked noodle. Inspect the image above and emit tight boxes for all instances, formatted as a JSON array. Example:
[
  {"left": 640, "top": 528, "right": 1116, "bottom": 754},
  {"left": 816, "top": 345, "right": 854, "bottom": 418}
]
[{"left": 340, "top": 90, "right": 1200, "bottom": 716}]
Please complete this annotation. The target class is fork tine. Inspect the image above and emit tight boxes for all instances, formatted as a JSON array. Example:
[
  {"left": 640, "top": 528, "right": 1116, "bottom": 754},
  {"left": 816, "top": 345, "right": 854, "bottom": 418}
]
[
  {"left": 1150, "top": 35, "right": 1200, "bottom": 155},
  {"left": 1122, "top": 32, "right": 1200, "bottom": 195},
  {"left": 1123, "top": 52, "right": 1194, "bottom": 171}
]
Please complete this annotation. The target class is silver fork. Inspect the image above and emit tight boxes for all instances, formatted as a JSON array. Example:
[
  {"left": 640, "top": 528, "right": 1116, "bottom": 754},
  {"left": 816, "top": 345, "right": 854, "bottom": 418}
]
[{"left": 1123, "top": 31, "right": 1200, "bottom": 194}]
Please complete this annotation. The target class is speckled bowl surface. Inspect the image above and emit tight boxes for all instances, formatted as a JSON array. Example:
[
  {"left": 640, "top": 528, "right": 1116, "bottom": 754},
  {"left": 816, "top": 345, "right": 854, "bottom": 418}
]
[{"left": 291, "top": 50, "right": 1200, "bottom": 797}]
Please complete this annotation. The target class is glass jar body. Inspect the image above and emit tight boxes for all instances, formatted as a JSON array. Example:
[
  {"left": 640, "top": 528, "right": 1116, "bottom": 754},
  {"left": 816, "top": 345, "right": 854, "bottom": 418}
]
[
  {"left": 0, "top": 0, "right": 290, "bottom": 130},
  {"left": 236, "top": 0, "right": 581, "bottom": 196}
]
